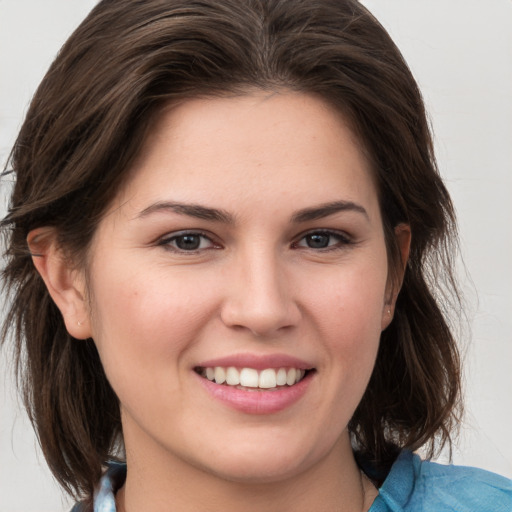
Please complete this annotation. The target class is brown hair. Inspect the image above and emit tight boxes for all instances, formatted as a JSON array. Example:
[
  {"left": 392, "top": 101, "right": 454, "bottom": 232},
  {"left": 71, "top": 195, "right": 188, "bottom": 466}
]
[{"left": 1, "top": 0, "right": 461, "bottom": 500}]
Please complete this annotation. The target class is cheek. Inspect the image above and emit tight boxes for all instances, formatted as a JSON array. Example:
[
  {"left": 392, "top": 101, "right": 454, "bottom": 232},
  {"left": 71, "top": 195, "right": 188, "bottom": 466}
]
[
  {"left": 303, "top": 259, "right": 387, "bottom": 371},
  {"left": 310, "top": 261, "right": 387, "bottom": 328},
  {"left": 86, "top": 262, "right": 219, "bottom": 388}
]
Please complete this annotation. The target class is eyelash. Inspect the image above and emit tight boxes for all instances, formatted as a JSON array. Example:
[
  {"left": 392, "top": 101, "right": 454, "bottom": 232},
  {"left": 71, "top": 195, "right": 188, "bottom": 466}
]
[
  {"left": 292, "top": 230, "right": 353, "bottom": 251},
  {"left": 157, "top": 229, "right": 353, "bottom": 254},
  {"left": 157, "top": 231, "right": 219, "bottom": 253}
]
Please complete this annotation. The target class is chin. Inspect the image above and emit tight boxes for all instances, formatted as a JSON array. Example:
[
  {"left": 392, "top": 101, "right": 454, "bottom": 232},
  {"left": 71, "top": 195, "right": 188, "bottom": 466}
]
[
  {"left": 183, "top": 432, "right": 332, "bottom": 485},
  {"left": 199, "top": 456, "right": 306, "bottom": 485}
]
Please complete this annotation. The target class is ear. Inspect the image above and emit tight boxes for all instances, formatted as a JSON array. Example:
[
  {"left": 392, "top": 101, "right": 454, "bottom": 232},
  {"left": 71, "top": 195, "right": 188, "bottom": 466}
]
[
  {"left": 381, "top": 223, "right": 411, "bottom": 330},
  {"left": 27, "top": 227, "right": 92, "bottom": 340}
]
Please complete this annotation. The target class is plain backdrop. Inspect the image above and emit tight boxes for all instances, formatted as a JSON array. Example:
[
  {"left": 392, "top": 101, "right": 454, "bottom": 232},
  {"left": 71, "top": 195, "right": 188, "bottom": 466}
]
[{"left": 1, "top": 1, "right": 511, "bottom": 511}]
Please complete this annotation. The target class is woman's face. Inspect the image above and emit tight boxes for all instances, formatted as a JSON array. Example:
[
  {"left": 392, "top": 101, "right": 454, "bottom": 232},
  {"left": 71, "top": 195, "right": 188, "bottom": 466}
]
[{"left": 83, "top": 91, "right": 401, "bottom": 482}]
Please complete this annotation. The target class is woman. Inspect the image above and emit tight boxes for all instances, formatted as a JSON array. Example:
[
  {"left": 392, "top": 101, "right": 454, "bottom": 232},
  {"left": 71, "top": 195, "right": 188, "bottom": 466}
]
[{"left": 1, "top": 0, "right": 511, "bottom": 511}]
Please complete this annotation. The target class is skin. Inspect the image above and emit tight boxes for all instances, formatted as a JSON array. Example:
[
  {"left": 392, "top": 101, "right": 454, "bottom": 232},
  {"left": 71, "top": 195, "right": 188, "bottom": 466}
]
[{"left": 30, "top": 91, "right": 410, "bottom": 511}]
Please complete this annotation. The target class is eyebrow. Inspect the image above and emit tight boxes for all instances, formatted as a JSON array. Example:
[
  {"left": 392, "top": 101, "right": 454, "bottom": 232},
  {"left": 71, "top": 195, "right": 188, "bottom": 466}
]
[
  {"left": 291, "top": 200, "right": 369, "bottom": 223},
  {"left": 136, "top": 199, "right": 368, "bottom": 224},
  {"left": 137, "top": 201, "right": 235, "bottom": 223}
]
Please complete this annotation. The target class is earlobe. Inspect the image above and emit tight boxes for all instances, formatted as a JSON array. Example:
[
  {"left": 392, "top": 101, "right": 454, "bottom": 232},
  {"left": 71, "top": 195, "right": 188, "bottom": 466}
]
[
  {"left": 27, "top": 227, "right": 91, "bottom": 340},
  {"left": 381, "top": 223, "right": 411, "bottom": 331}
]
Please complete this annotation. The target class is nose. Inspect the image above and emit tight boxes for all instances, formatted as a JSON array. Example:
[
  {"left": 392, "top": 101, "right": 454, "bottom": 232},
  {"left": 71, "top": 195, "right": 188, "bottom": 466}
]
[{"left": 220, "top": 247, "right": 301, "bottom": 337}]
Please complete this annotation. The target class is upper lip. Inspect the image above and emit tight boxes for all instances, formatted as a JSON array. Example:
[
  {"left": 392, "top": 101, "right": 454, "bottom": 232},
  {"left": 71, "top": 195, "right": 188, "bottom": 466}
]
[{"left": 196, "top": 353, "right": 314, "bottom": 371}]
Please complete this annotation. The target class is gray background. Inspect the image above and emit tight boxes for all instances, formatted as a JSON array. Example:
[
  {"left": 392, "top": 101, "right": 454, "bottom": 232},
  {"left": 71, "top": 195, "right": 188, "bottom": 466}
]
[{"left": 1, "top": 1, "right": 511, "bottom": 510}]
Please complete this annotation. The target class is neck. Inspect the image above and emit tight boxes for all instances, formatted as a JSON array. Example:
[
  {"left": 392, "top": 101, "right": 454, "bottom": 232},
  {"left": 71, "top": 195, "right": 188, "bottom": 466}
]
[{"left": 116, "top": 430, "right": 377, "bottom": 512}]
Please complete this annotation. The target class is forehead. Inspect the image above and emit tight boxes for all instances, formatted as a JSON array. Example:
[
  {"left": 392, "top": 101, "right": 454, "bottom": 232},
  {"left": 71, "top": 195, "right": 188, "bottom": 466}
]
[{"left": 112, "top": 91, "right": 379, "bottom": 221}]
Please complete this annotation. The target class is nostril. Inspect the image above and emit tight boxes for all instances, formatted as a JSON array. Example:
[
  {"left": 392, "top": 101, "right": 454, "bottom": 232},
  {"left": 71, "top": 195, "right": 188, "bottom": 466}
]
[{"left": 220, "top": 303, "right": 301, "bottom": 337}]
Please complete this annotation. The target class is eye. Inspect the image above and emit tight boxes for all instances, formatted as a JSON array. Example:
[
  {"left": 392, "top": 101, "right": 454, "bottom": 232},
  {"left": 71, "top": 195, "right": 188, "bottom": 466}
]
[
  {"left": 294, "top": 230, "right": 351, "bottom": 250},
  {"left": 158, "top": 231, "right": 217, "bottom": 252}
]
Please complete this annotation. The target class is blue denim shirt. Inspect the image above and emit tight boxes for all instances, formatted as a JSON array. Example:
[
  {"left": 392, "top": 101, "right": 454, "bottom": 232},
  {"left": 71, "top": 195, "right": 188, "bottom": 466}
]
[{"left": 72, "top": 451, "right": 512, "bottom": 511}]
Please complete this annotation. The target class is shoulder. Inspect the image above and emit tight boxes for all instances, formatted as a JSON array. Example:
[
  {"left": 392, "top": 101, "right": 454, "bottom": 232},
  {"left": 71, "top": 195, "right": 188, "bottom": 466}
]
[
  {"left": 69, "top": 461, "right": 126, "bottom": 512},
  {"left": 410, "top": 454, "right": 512, "bottom": 512},
  {"left": 69, "top": 503, "right": 90, "bottom": 512},
  {"left": 372, "top": 451, "right": 512, "bottom": 512}
]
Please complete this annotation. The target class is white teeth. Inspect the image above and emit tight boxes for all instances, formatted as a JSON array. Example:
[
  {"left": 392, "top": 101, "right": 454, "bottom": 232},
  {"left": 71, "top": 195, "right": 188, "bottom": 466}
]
[
  {"left": 202, "top": 366, "right": 308, "bottom": 389},
  {"left": 226, "top": 367, "right": 240, "bottom": 386},
  {"left": 214, "top": 367, "right": 226, "bottom": 384},
  {"left": 240, "top": 368, "right": 259, "bottom": 387},
  {"left": 276, "top": 368, "right": 287, "bottom": 386},
  {"left": 259, "top": 369, "right": 277, "bottom": 388},
  {"left": 286, "top": 368, "right": 297, "bottom": 386}
]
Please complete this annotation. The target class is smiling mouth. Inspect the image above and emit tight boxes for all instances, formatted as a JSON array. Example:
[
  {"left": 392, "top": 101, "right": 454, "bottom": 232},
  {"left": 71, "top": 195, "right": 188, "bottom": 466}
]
[{"left": 194, "top": 366, "right": 314, "bottom": 391}]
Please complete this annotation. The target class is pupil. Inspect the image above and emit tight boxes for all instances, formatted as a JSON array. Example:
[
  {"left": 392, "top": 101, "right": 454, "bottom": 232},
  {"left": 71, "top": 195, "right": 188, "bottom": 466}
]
[
  {"left": 177, "top": 235, "right": 200, "bottom": 250},
  {"left": 308, "top": 233, "right": 329, "bottom": 248}
]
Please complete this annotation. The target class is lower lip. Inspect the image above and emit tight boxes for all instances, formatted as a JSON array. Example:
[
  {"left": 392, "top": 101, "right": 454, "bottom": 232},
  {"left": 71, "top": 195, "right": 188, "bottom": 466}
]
[{"left": 195, "top": 372, "right": 313, "bottom": 414}]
